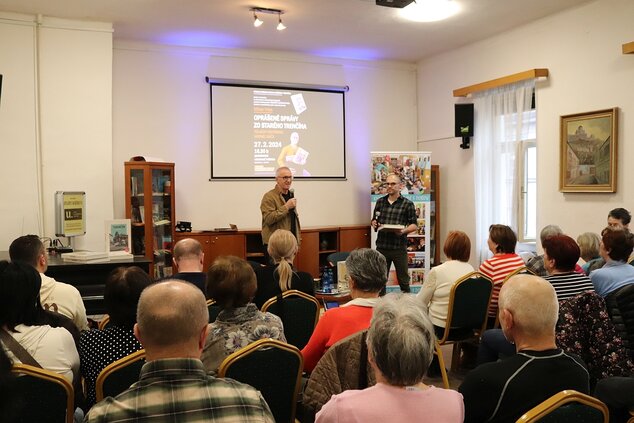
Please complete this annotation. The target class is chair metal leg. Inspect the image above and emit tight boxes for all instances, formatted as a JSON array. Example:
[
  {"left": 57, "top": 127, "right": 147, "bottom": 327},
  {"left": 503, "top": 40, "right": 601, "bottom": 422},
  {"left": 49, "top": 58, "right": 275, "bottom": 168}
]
[{"left": 434, "top": 342, "right": 450, "bottom": 389}]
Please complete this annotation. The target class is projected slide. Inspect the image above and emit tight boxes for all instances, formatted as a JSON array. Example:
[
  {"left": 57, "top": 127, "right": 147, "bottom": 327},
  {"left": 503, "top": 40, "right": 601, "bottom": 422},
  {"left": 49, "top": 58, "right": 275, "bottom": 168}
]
[{"left": 211, "top": 83, "right": 346, "bottom": 179}]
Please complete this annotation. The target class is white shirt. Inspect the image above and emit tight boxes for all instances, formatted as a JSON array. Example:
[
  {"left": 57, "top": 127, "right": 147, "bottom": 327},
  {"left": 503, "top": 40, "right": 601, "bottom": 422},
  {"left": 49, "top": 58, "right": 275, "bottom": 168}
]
[
  {"left": 39, "top": 273, "right": 89, "bottom": 331},
  {"left": 2, "top": 324, "right": 79, "bottom": 383},
  {"left": 417, "top": 260, "right": 475, "bottom": 327}
]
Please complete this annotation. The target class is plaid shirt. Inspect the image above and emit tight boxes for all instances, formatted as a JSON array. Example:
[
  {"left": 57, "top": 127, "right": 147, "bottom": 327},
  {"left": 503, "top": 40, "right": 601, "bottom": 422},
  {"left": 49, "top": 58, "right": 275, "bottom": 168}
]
[
  {"left": 85, "top": 358, "right": 274, "bottom": 423},
  {"left": 526, "top": 254, "right": 547, "bottom": 276},
  {"left": 373, "top": 194, "right": 418, "bottom": 250}
]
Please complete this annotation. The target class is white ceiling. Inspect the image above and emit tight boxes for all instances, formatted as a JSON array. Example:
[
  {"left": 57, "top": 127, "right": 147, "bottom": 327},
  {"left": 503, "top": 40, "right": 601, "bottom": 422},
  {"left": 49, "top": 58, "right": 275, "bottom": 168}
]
[{"left": 0, "top": 0, "right": 593, "bottom": 62}]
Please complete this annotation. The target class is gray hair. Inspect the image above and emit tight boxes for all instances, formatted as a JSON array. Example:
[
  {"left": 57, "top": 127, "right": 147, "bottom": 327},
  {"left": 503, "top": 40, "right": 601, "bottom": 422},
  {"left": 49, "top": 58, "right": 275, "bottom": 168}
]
[
  {"left": 367, "top": 293, "right": 435, "bottom": 386},
  {"left": 498, "top": 274, "right": 558, "bottom": 337},
  {"left": 540, "top": 225, "right": 563, "bottom": 244},
  {"left": 137, "top": 280, "right": 209, "bottom": 348},
  {"left": 345, "top": 248, "right": 387, "bottom": 292},
  {"left": 276, "top": 166, "right": 291, "bottom": 177},
  {"left": 577, "top": 232, "right": 600, "bottom": 262}
]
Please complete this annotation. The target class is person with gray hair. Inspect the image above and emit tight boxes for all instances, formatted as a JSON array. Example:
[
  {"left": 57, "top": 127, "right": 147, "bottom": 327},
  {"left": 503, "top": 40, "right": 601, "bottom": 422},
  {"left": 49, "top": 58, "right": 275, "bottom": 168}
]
[
  {"left": 85, "top": 281, "right": 274, "bottom": 422},
  {"left": 459, "top": 275, "right": 589, "bottom": 423},
  {"left": 526, "top": 224, "right": 563, "bottom": 276},
  {"left": 301, "top": 248, "right": 386, "bottom": 372},
  {"left": 316, "top": 293, "right": 464, "bottom": 423}
]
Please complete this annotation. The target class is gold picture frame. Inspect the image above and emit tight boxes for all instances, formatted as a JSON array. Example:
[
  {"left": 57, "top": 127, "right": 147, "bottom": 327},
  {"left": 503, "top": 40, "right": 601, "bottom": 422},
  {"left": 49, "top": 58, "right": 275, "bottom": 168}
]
[{"left": 559, "top": 107, "right": 618, "bottom": 193}]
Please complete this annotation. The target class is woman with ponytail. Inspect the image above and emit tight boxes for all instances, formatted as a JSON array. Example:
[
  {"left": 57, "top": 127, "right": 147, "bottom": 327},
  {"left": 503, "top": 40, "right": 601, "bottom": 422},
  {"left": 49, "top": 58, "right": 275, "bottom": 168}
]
[{"left": 253, "top": 229, "right": 314, "bottom": 308}]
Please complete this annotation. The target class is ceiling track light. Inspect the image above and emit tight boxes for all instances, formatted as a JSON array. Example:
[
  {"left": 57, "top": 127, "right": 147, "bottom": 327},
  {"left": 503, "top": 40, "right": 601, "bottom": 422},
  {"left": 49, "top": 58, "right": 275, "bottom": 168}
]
[
  {"left": 253, "top": 12, "right": 263, "bottom": 27},
  {"left": 249, "top": 7, "right": 286, "bottom": 30},
  {"left": 277, "top": 13, "right": 286, "bottom": 31}
]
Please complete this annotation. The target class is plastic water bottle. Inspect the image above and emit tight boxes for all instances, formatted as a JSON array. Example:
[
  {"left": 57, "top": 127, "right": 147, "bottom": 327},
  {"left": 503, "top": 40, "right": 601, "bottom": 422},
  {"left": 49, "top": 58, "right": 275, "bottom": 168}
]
[{"left": 322, "top": 268, "right": 333, "bottom": 293}]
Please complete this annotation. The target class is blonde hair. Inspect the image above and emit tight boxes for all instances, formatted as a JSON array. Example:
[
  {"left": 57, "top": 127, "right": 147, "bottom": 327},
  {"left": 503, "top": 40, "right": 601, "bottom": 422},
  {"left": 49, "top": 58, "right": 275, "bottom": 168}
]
[{"left": 267, "top": 229, "right": 298, "bottom": 291}]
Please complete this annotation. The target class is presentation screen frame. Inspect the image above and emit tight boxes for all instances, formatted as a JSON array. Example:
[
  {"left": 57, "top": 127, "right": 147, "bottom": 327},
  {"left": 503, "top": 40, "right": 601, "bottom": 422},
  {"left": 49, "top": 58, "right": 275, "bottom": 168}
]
[{"left": 207, "top": 78, "right": 348, "bottom": 181}]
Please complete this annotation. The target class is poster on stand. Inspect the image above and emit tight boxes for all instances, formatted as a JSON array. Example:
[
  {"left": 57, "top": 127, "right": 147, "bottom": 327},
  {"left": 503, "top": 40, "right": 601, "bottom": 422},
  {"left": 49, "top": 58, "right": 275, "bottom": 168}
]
[{"left": 370, "top": 151, "right": 432, "bottom": 294}]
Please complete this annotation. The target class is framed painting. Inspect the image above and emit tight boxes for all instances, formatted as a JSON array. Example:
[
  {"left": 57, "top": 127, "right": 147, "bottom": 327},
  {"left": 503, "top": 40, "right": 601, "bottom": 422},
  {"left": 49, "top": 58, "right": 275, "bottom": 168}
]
[{"left": 559, "top": 108, "right": 618, "bottom": 192}]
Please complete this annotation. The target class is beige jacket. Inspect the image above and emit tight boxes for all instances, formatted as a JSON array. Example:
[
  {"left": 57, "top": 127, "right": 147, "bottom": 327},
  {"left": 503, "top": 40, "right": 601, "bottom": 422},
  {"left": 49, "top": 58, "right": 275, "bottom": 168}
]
[{"left": 260, "top": 186, "right": 301, "bottom": 244}]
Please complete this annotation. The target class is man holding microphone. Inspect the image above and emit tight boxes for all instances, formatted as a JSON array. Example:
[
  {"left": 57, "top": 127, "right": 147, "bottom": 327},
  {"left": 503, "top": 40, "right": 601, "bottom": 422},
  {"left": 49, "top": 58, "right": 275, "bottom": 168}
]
[
  {"left": 372, "top": 173, "right": 418, "bottom": 293},
  {"left": 261, "top": 167, "right": 301, "bottom": 255}
]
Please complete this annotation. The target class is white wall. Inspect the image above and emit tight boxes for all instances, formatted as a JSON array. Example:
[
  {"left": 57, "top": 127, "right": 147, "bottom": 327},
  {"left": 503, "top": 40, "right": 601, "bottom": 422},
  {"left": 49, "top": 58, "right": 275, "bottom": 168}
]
[
  {"left": 417, "top": 0, "right": 634, "bottom": 264},
  {"left": 0, "top": 13, "right": 113, "bottom": 251},
  {"left": 112, "top": 43, "right": 418, "bottom": 230}
]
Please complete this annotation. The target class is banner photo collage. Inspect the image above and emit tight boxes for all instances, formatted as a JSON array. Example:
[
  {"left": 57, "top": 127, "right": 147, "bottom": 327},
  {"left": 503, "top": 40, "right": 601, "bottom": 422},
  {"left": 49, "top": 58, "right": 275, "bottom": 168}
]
[{"left": 370, "top": 151, "right": 432, "bottom": 294}]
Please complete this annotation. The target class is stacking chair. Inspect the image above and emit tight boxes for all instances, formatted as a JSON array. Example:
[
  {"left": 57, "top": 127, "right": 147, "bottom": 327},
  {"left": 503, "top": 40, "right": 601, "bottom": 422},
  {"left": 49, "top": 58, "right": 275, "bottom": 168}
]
[
  {"left": 436, "top": 271, "right": 493, "bottom": 371},
  {"left": 492, "top": 266, "right": 534, "bottom": 328},
  {"left": 98, "top": 314, "right": 111, "bottom": 330},
  {"left": 516, "top": 390, "right": 609, "bottom": 423},
  {"left": 218, "top": 338, "right": 303, "bottom": 423},
  {"left": 261, "top": 290, "right": 320, "bottom": 349},
  {"left": 605, "top": 283, "right": 634, "bottom": 355},
  {"left": 206, "top": 299, "right": 222, "bottom": 323},
  {"left": 432, "top": 341, "right": 450, "bottom": 389},
  {"left": 11, "top": 364, "right": 74, "bottom": 423},
  {"left": 95, "top": 349, "right": 146, "bottom": 401}
]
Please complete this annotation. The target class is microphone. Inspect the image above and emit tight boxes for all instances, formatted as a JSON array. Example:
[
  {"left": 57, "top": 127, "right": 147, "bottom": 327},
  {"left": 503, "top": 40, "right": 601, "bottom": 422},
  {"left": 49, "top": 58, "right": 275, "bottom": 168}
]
[
  {"left": 374, "top": 211, "right": 381, "bottom": 232},
  {"left": 288, "top": 188, "right": 294, "bottom": 199}
]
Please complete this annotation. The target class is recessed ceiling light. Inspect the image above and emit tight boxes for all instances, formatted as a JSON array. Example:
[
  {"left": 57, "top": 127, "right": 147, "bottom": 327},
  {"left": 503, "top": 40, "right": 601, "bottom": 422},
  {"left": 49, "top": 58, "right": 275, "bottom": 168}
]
[{"left": 398, "top": 0, "right": 460, "bottom": 22}]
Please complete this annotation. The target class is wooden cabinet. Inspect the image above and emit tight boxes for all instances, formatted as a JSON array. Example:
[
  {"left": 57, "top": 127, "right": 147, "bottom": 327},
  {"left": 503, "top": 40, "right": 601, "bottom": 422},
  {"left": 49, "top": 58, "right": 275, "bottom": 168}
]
[
  {"left": 174, "top": 225, "right": 370, "bottom": 278},
  {"left": 125, "top": 161, "right": 175, "bottom": 278},
  {"left": 175, "top": 232, "right": 245, "bottom": 272},
  {"left": 339, "top": 226, "right": 371, "bottom": 251}
]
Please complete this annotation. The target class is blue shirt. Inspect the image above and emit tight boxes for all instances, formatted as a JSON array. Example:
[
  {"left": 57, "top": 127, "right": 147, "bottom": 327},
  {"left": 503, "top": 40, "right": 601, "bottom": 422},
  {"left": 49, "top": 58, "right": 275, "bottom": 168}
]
[{"left": 589, "top": 260, "right": 634, "bottom": 297}]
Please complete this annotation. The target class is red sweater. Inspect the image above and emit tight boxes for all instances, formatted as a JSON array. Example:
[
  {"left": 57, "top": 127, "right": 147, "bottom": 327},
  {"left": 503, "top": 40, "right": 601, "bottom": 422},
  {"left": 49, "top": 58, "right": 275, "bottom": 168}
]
[{"left": 301, "top": 304, "right": 374, "bottom": 372}]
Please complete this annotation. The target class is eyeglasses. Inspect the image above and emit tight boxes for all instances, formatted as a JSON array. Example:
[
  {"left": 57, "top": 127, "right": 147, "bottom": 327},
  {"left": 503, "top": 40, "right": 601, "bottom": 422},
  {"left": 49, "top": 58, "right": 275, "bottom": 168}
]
[
  {"left": 386, "top": 182, "right": 399, "bottom": 186},
  {"left": 277, "top": 176, "right": 293, "bottom": 180}
]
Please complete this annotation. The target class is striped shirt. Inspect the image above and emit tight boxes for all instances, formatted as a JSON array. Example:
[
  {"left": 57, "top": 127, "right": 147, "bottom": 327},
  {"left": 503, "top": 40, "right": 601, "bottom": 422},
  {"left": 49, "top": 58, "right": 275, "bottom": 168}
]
[
  {"left": 479, "top": 254, "right": 526, "bottom": 317},
  {"left": 85, "top": 358, "right": 274, "bottom": 423},
  {"left": 544, "top": 272, "right": 594, "bottom": 301}
]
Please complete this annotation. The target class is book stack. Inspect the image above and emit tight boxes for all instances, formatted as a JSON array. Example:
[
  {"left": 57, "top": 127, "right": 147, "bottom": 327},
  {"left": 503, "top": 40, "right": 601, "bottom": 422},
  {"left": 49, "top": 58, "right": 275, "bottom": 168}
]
[{"left": 61, "top": 251, "right": 110, "bottom": 263}]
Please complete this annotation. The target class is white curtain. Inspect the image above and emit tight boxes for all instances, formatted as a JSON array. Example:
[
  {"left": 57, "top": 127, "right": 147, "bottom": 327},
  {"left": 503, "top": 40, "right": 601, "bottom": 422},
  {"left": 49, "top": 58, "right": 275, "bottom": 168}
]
[{"left": 473, "top": 79, "right": 535, "bottom": 263}]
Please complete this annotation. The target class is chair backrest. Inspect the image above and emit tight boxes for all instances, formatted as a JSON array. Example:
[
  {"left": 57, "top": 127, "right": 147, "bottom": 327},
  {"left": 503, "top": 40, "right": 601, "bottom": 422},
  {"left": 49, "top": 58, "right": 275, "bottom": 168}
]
[
  {"left": 206, "top": 299, "right": 222, "bottom": 323},
  {"left": 261, "top": 290, "right": 320, "bottom": 349},
  {"left": 98, "top": 314, "right": 111, "bottom": 330},
  {"left": 11, "top": 364, "right": 74, "bottom": 423},
  {"left": 326, "top": 251, "right": 350, "bottom": 266},
  {"left": 95, "top": 349, "right": 145, "bottom": 402},
  {"left": 438, "top": 271, "right": 493, "bottom": 343},
  {"left": 218, "top": 338, "right": 303, "bottom": 423},
  {"left": 614, "top": 283, "right": 634, "bottom": 353},
  {"left": 516, "top": 390, "right": 608, "bottom": 423}
]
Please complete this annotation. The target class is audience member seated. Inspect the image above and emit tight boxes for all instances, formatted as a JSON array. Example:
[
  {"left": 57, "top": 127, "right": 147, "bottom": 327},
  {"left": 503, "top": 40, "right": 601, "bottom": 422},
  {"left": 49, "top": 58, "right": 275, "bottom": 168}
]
[
  {"left": 303, "top": 330, "right": 375, "bottom": 416},
  {"left": 201, "top": 256, "right": 285, "bottom": 373},
  {"left": 9, "top": 235, "right": 89, "bottom": 331},
  {"left": 577, "top": 232, "right": 603, "bottom": 275},
  {"left": 85, "top": 280, "right": 274, "bottom": 422},
  {"left": 607, "top": 207, "right": 631, "bottom": 229},
  {"left": 542, "top": 234, "right": 595, "bottom": 301},
  {"left": 459, "top": 274, "right": 589, "bottom": 423},
  {"left": 315, "top": 294, "right": 464, "bottom": 423},
  {"left": 79, "top": 266, "right": 152, "bottom": 408},
  {"left": 253, "top": 229, "right": 314, "bottom": 309},
  {"left": 526, "top": 225, "right": 563, "bottom": 276},
  {"left": 590, "top": 226, "right": 634, "bottom": 297},
  {"left": 302, "top": 248, "right": 386, "bottom": 373},
  {"left": 166, "top": 238, "right": 207, "bottom": 295},
  {"left": 479, "top": 224, "right": 526, "bottom": 321},
  {"left": 417, "top": 230, "right": 474, "bottom": 336},
  {"left": 594, "top": 376, "right": 634, "bottom": 423},
  {"left": 0, "top": 261, "right": 80, "bottom": 383}
]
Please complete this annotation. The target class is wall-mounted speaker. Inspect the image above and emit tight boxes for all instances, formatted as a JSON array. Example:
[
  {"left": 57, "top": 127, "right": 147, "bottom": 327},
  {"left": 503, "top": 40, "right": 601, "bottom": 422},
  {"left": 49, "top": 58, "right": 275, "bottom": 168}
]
[{"left": 455, "top": 103, "right": 473, "bottom": 149}]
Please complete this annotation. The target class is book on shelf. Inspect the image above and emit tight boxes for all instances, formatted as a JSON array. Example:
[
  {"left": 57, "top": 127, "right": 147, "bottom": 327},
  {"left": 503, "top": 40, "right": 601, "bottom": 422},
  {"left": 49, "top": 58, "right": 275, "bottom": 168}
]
[{"left": 61, "top": 251, "right": 110, "bottom": 263}]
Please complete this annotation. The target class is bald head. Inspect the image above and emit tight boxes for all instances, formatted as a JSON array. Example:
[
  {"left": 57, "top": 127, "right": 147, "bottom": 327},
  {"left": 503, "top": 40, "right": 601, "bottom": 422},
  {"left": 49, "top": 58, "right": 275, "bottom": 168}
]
[
  {"left": 173, "top": 238, "right": 204, "bottom": 272},
  {"left": 499, "top": 274, "right": 558, "bottom": 338},
  {"left": 136, "top": 281, "right": 208, "bottom": 352}
]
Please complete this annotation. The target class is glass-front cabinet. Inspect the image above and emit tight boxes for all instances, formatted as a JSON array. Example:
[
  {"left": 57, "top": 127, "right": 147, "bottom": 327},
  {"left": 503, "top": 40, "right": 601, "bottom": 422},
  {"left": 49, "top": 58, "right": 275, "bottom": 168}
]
[{"left": 124, "top": 161, "right": 175, "bottom": 278}]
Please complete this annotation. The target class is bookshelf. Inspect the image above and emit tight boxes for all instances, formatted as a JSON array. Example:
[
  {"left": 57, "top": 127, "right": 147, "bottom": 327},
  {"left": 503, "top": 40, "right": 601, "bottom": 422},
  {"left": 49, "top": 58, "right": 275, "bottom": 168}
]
[{"left": 124, "top": 161, "right": 175, "bottom": 278}]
